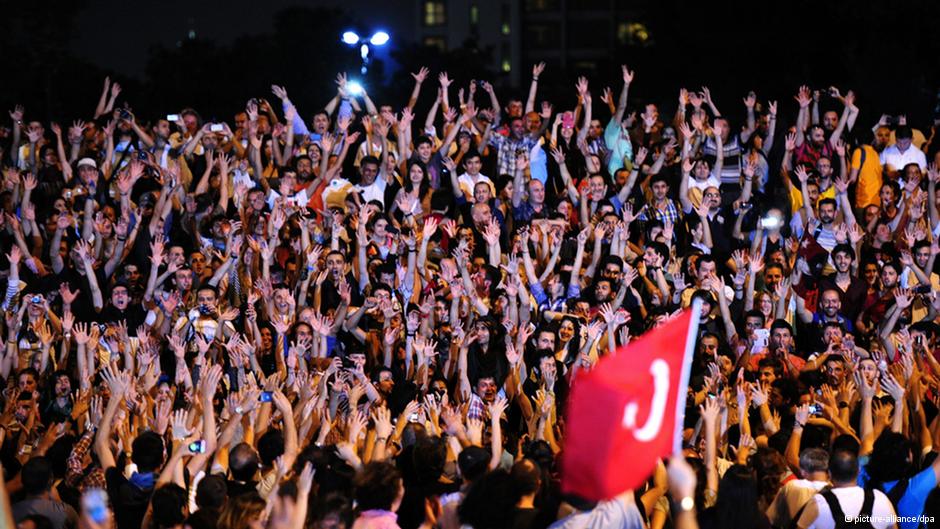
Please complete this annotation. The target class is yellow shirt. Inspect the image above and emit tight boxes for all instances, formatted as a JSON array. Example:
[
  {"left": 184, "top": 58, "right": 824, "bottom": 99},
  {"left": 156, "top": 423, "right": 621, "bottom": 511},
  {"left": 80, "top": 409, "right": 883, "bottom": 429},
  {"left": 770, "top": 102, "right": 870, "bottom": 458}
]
[
  {"left": 852, "top": 145, "right": 883, "bottom": 209},
  {"left": 789, "top": 183, "right": 835, "bottom": 216}
]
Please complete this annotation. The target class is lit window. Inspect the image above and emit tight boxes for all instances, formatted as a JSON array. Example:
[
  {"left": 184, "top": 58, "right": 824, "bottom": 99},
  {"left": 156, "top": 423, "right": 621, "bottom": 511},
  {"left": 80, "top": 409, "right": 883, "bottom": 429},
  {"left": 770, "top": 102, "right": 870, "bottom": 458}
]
[
  {"left": 502, "top": 59, "right": 511, "bottom": 72},
  {"left": 470, "top": 5, "right": 479, "bottom": 25},
  {"left": 617, "top": 22, "right": 650, "bottom": 45},
  {"left": 424, "top": 36, "right": 446, "bottom": 51},
  {"left": 424, "top": 1, "right": 446, "bottom": 26},
  {"left": 501, "top": 22, "right": 510, "bottom": 35}
]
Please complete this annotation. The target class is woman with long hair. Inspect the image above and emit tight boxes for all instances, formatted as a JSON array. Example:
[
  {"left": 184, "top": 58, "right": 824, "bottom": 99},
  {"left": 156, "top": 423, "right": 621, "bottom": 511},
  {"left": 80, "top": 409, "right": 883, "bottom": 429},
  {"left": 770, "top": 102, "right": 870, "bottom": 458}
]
[
  {"left": 216, "top": 492, "right": 266, "bottom": 529},
  {"left": 390, "top": 160, "right": 432, "bottom": 223},
  {"left": 700, "top": 464, "right": 769, "bottom": 529}
]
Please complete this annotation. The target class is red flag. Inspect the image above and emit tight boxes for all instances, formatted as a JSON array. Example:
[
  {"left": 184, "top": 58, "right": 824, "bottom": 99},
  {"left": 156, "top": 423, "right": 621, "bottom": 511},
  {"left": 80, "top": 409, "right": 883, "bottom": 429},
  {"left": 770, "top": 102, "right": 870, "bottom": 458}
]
[{"left": 561, "top": 304, "right": 700, "bottom": 501}]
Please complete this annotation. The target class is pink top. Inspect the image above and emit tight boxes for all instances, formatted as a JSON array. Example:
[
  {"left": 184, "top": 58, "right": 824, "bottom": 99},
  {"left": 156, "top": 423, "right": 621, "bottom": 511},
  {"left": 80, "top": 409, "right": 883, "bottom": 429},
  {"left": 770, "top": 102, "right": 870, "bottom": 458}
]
[{"left": 352, "top": 510, "right": 401, "bottom": 529}]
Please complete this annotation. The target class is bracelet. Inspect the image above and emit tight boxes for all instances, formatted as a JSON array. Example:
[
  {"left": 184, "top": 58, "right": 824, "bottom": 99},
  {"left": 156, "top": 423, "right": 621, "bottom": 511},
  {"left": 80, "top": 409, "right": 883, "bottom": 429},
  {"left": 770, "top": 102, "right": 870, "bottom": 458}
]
[
  {"left": 407, "top": 247, "right": 416, "bottom": 253},
  {"left": 406, "top": 332, "right": 416, "bottom": 337},
  {"left": 794, "top": 420, "right": 805, "bottom": 429},
  {"left": 116, "top": 237, "right": 127, "bottom": 242}
]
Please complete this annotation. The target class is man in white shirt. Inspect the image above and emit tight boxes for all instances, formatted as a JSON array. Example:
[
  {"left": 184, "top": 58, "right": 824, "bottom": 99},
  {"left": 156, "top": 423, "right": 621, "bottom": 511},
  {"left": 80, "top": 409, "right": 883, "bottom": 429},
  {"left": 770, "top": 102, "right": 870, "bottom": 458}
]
[
  {"left": 351, "top": 156, "right": 387, "bottom": 207},
  {"left": 767, "top": 448, "right": 830, "bottom": 528},
  {"left": 456, "top": 151, "right": 495, "bottom": 202},
  {"left": 796, "top": 450, "right": 896, "bottom": 529},
  {"left": 880, "top": 125, "right": 926, "bottom": 179},
  {"left": 266, "top": 171, "right": 310, "bottom": 209},
  {"left": 548, "top": 490, "right": 645, "bottom": 529}
]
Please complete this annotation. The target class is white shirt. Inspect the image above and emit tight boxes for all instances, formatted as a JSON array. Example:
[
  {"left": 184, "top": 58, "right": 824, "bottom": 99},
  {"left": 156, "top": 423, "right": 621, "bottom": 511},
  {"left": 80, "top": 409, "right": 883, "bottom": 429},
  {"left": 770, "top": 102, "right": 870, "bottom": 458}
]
[
  {"left": 548, "top": 496, "right": 644, "bottom": 529},
  {"left": 267, "top": 187, "right": 309, "bottom": 209},
  {"left": 801, "top": 486, "right": 895, "bottom": 529},
  {"left": 766, "top": 479, "right": 829, "bottom": 529},
  {"left": 353, "top": 177, "right": 387, "bottom": 206},
  {"left": 457, "top": 172, "right": 495, "bottom": 201},
  {"left": 880, "top": 144, "right": 926, "bottom": 172}
]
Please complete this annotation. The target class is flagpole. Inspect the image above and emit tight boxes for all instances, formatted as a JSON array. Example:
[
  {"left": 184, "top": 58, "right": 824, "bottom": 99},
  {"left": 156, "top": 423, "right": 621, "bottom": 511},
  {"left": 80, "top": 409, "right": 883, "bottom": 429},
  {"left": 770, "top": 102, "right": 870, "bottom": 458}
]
[{"left": 673, "top": 299, "right": 702, "bottom": 455}]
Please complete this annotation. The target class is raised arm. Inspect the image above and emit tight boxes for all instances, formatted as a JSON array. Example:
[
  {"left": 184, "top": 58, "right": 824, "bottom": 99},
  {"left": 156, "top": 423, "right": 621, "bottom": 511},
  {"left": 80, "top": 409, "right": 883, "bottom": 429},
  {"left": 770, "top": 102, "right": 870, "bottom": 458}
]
[
  {"left": 407, "top": 67, "right": 430, "bottom": 111},
  {"left": 525, "top": 63, "right": 545, "bottom": 114}
]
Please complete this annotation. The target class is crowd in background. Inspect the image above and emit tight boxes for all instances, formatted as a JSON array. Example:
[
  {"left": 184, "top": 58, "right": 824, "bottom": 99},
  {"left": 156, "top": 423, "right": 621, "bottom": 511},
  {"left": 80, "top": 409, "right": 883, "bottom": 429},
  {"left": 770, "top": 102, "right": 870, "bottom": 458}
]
[{"left": 3, "top": 62, "right": 940, "bottom": 529}]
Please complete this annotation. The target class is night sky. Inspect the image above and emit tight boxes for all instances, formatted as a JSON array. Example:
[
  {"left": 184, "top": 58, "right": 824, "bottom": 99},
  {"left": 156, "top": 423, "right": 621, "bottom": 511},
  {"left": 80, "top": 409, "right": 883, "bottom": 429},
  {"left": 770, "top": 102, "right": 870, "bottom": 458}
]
[{"left": 70, "top": 0, "right": 409, "bottom": 78}]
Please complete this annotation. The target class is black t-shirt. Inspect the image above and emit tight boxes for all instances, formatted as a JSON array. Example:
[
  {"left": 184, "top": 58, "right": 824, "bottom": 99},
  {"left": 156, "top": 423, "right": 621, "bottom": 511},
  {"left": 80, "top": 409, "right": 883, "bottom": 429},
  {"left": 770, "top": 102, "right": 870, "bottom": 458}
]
[
  {"left": 98, "top": 303, "right": 147, "bottom": 332},
  {"left": 105, "top": 467, "right": 153, "bottom": 529},
  {"left": 510, "top": 507, "right": 540, "bottom": 529}
]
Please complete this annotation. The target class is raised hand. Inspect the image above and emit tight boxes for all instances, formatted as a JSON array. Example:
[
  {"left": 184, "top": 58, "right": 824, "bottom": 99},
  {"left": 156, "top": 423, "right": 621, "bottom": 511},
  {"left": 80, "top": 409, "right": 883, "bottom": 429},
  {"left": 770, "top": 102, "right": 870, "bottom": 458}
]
[{"left": 411, "top": 67, "right": 430, "bottom": 83}]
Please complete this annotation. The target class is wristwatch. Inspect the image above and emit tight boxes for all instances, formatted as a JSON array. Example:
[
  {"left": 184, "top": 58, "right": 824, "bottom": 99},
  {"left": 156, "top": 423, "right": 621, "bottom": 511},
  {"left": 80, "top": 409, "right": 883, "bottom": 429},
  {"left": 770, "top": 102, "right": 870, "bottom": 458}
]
[{"left": 679, "top": 496, "right": 695, "bottom": 512}]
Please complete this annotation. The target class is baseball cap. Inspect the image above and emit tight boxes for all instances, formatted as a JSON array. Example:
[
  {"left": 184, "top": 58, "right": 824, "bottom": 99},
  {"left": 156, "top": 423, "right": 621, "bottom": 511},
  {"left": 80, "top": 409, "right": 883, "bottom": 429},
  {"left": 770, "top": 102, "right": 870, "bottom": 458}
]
[{"left": 77, "top": 158, "right": 97, "bottom": 169}]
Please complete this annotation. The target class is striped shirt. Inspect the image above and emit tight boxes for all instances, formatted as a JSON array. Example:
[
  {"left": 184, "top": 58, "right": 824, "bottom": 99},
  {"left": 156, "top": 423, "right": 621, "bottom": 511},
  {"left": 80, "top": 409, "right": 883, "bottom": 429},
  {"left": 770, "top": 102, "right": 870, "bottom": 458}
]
[{"left": 703, "top": 134, "right": 743, "bottom": 185}]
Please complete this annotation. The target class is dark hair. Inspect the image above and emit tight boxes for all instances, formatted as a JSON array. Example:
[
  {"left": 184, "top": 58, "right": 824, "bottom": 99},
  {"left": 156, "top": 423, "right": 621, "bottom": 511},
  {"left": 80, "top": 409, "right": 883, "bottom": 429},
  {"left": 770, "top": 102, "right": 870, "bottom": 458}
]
[
  {"left": 830, "top": 449, "right": 860, "bottom": 484},
  {"left": 866, "top": 432, "right": 913, "bottom": 484},
  {"left": 458, "top": 446, "right": 491, "bottom": 482},
  {"left": 715, "top": 464, "right": 761, "bottom": 529},
  {"left": 404, "top": 160, "right": 431, "bottom": 199},
  {"left": 22, "top": 457, "right": 53, "bottom": 495},
  {"left": 510, "top": 459, "right": 542, "bottom": 497},
  {"left": 744, "top": 310, "right": 766, "bottom": 325},
  {"left": 151, "top": 484, "right": 189, "bottom": 528},
  {"left": 757, "top": 357, "right": 784, "bottom": 377},
  {"left": 195, "top": 474, "right": 228, "bottom": 509},
  {"left": 229, "top": 443, "right": 260, "bottom": 482},
  {"left": 353, "top": 462, "right": 402, "bottom": 511},
  {"left": 360, "top": 155, "right": 380, "bottom": 170},
  {"left": 896, "top": 125, "right": 913, "bottom": 140},
  {"left": 132, "top": 431, "right": 165, "bottom": 472},
  {"left": 831, "top": 243, "right": 854, "bottom": 259},
  {"left": 770, "top": 319, "right": 793, "bottom": 335},
  {"left": 217, "top": 493, "right": 265, "bottom": 529},
  {"left": 817, "top": 197, "right": 838, "bottom": 211},
  {"left": 458, "top": 469, "right": 519, "bottom": 529},
  {"left": 257, "top": 429, "right": 285, "bottom": 467}
]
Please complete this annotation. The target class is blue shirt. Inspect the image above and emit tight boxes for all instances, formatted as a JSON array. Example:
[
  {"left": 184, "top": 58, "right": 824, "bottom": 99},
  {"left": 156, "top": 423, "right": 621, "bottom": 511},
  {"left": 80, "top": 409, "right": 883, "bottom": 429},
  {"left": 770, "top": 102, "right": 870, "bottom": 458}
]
[{"left": 858, "top": 456, "right": 937, "bottom": 529}]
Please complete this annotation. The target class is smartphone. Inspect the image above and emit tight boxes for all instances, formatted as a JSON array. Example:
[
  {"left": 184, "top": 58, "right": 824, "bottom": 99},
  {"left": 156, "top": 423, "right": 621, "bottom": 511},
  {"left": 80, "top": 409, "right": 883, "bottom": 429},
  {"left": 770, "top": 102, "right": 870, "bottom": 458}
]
[
  {"left": 119, "top": 109, "right": 131, "bottom": 120},
  {"left": 760, "top": 216, "right": 781, "bottom": 230},
  {"left": 808, "top": 404, "right": 823, "bottom": 416},
  {"left": 752, "top": 329, "right": 769, "bottom": 350},
  {"left": 210, "top": 124, "right": 224, "bottom": 132},
  {"left": 408, "top": 413, "right": 420, "bottom": 423},
  {"left": 188, "top": 440, "right": 207, "bottom": 454},
  {"left": 259, "top": 391, "right": 273, "bottom": 403},
  {"left": 166, "top": 114, "right": 180, "bottom": 122},
  {"left": 82, "top": 489, "right": 109, "bottom": 524}
]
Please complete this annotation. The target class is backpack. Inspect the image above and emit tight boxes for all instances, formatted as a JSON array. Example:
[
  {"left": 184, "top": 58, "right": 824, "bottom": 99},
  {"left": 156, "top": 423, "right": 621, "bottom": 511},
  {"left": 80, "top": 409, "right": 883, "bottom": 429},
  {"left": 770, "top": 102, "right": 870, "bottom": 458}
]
[
  {"left": 818, "top": 487, "right": 877, "bottom": 529},
  {"left": 874, "top": 477, "right": 910, "bottom": 515}
]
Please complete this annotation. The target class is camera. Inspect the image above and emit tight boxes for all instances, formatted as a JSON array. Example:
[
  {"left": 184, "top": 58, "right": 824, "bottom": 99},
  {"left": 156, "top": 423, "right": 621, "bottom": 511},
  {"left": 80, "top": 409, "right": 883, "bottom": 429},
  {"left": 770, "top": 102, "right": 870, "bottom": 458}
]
[
  {"left": 188, "top": 440, "right": 207, "bottom": 454},
  {"left": 137, "top": 150, "right": 149, "bottom": 161},
  {"left": 808, "top": 404, "right": 823, "bottom": 416},
  {"left": 30, "top": 295, "right": 42, "bottom": 304},
  {"left": 166, "top": 114, "right": 180, "bottom": 122},
  {"left": 119, "top": 109, "right": 131, "bottom": 120},
  {"left": 259, "top": 391, "right": 273, "bottom": 403},
  {"left": 210, "top": 124, "right": 224, "bottom": 132}
]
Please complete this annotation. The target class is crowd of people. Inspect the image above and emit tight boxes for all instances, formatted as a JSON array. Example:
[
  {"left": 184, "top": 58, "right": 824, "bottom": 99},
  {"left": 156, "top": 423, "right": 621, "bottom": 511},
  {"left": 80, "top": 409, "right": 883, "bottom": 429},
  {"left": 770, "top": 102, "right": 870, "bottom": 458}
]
[{"left": 2, "top": 61, "right": 940, "bottom": 529}]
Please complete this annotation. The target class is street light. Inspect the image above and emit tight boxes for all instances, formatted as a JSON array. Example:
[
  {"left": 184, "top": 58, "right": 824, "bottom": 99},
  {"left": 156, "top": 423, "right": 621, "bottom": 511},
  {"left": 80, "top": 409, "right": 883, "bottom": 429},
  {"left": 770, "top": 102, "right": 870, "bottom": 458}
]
[{"left": 341, "top": 30, "right": 390, "bottom": 74}]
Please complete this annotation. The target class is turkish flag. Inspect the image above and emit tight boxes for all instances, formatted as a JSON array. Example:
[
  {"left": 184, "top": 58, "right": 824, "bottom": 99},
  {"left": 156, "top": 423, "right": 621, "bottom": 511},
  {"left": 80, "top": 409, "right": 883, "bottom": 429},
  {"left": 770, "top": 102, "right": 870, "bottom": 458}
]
[{"left": 561, "top": 305, "right": 700, "bottom": 501}]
